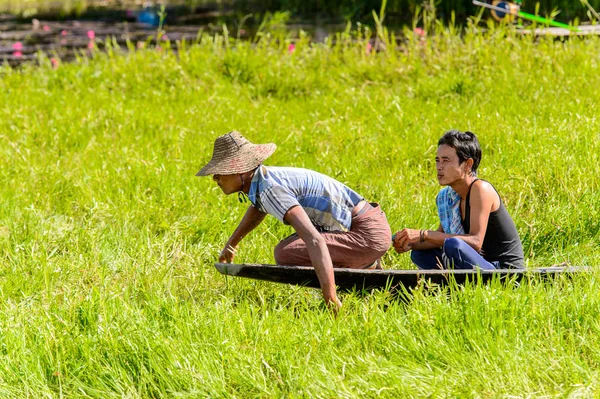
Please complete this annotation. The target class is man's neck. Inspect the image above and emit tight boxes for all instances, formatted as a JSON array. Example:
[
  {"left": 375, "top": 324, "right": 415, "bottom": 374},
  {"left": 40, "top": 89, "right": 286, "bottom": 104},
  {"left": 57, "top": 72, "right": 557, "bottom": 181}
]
[
  {"left": 241, "top": 169, "right": 256, "bottom": 194},
  {"left": 450, "top": 176, "right": 477, "bottom": 199}
]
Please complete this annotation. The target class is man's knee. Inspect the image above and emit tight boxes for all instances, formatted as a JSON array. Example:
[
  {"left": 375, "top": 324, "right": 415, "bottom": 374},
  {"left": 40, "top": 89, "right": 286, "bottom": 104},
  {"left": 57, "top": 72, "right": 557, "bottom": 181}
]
[
  {"left": 443, "top": 237, "right": 462, "bottom": 254},
  {"left": 274, "top": 241, "right": 287, "bottom": 265},
  {"left": 443, "top": 238, "right": 476, "bottom": 269},
  {"left": 274, "top": 236, "right": 308, "bottom": 265}
]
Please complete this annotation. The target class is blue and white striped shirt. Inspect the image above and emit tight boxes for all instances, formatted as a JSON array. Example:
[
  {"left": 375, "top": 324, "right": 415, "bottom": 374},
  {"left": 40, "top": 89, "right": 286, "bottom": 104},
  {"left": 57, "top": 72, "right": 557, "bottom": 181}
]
[{"left": 248, "top": 166, "right": 363, "bottom": 232}]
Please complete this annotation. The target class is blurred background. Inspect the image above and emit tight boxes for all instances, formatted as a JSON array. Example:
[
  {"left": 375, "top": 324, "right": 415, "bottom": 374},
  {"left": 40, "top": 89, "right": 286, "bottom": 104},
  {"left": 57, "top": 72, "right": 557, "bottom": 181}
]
[{"left": 1, "top": 0, "right": 599, "bottom": 25}]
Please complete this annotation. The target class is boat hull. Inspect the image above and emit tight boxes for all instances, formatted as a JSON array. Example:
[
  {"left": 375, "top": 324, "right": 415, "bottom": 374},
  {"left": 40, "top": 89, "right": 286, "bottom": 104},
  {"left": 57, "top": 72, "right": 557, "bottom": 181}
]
[{"left": 214, "top": 263, "right": 589, "bottom": 291}]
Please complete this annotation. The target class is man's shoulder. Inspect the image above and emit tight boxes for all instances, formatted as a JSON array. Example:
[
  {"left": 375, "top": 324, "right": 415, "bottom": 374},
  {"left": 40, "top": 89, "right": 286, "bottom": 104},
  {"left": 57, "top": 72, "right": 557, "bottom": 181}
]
[
  {"left": 264, "top": 166, "right": 330, "bottom": 183},
  {"left": 471, "top": 180, "right": 500, "bottom": 203},
  {"left": 263, "top": 166, "right": 353, "bottom": 192},
  {"left": 472, "top": 179, "right": 497, "bottom": 192},
  {"left": 265, "top": 166, "right": 312, "bottom": 174}
]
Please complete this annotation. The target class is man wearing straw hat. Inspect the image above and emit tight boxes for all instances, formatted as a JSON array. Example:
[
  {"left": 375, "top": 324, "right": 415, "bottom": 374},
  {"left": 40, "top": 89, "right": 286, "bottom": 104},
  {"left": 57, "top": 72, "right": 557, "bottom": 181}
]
[{"left": 197, "top": 131, "right": 392, "bottom": 309}]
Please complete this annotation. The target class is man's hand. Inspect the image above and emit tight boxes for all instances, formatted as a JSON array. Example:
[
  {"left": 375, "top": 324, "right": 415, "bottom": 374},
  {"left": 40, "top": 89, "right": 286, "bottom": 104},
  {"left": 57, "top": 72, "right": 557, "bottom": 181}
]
[
  {"left": 218, "top": 205, "right": 267, "bottom": 264},
  {"left": 218, "top": 243, "right": 236, "bottom": 263},
  {"left": 395, "top": 228, "right": 421, "bottom": 248},
  {"left": 326, "top": 295, "right": 342, "bottom": 316},
  {"left": 392, "top": 233, "right": 412, "bottom": 254}
]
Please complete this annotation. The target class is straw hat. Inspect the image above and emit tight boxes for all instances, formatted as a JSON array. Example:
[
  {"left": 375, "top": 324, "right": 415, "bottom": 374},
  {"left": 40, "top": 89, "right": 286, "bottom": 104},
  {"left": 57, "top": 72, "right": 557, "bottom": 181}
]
[{"left": 196, "top": 131, "right": 276, "bottom": 176}]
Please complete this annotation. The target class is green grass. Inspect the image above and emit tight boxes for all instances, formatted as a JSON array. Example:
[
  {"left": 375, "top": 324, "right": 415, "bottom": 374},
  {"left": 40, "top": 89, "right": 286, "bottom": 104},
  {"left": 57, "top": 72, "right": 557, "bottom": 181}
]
[{"left": 0, "top": 24, "right": 600, "bottom": 397}]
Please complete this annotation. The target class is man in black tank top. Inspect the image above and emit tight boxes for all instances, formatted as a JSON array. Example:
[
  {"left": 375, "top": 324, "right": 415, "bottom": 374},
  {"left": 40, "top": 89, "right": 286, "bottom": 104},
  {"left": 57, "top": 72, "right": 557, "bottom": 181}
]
[{"left": 392, "top": 130, "right": 524, "bottom": 269}]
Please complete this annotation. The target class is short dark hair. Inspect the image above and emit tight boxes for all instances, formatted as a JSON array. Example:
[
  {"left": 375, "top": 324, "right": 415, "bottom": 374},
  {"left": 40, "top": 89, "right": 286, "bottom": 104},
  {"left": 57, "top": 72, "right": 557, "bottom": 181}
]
[{"left": 437, "top": 130, "right": 482, "bottom": 175}]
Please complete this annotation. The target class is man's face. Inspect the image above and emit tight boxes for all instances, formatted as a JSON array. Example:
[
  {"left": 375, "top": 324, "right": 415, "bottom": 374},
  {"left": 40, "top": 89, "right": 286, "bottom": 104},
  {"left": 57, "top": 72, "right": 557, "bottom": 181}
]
[
  {"left": 212, "top": 174, "right": 241, "bottom": 195},
  {"left": 435, "top": 144, "right": 470, "bottom": 186}
]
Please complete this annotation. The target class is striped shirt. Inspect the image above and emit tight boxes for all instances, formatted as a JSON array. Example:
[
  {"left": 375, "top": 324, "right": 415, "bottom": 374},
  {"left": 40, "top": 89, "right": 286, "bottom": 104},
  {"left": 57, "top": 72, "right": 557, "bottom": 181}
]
[{"left": 248, "top": 166, "right": 363, "bottom": 232}]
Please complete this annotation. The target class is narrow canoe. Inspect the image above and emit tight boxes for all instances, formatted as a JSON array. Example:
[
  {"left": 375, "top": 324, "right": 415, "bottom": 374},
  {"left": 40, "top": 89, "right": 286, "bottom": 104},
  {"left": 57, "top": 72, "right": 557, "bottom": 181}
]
[{"left": 214, "top": 263, "right": 590, "bottom": 292}]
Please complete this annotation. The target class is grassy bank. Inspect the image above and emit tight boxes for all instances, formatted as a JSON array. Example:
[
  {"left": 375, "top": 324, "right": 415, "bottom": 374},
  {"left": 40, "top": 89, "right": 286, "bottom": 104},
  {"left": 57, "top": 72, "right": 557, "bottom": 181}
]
[{"left": 1, "top": 25, "right": 600, "bottom": 397}]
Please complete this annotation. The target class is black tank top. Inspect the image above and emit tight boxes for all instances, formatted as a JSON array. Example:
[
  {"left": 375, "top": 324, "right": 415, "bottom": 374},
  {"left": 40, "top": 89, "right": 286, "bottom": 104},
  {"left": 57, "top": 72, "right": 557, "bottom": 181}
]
[{"left": 461, "top": 180, "right": 525, "bottom": 269}]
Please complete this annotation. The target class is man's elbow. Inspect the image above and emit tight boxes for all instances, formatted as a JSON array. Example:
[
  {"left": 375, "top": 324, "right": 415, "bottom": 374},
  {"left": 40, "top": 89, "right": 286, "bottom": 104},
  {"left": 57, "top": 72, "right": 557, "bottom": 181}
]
[
  {"left": 472, "top": 237, "right": 483, "bottom": 253},
  {"left": 305, "top": 234, "right": 326, "bottom": 250}
]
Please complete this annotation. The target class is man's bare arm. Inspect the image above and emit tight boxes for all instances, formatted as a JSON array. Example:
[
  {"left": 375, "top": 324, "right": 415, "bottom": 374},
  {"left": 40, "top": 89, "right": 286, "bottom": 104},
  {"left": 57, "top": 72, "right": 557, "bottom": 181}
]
[
  {"left": 284, "top": 205, "right": 340, "bottom": 309},
  {"left": 219, "top": 205, "right": 267, "bottom": 263}
]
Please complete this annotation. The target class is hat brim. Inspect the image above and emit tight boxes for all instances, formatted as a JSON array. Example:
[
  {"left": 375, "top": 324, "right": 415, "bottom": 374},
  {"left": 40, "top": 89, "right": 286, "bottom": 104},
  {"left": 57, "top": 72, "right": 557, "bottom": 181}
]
[{"left": 196, "top": 143, "right": 276, "bottom": 176}]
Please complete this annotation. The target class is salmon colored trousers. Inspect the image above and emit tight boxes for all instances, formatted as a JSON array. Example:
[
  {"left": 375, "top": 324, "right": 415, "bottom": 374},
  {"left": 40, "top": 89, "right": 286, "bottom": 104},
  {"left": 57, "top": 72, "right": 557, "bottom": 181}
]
[{"left": 274, "top": 203, "right": 392, "bottom": 269}]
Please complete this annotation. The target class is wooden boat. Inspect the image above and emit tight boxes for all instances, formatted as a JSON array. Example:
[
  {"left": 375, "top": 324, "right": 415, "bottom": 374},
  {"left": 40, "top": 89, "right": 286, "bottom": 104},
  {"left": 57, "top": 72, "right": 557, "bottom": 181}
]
[{"left": 214, "top": 263, "right": 590, "bottom": 292}]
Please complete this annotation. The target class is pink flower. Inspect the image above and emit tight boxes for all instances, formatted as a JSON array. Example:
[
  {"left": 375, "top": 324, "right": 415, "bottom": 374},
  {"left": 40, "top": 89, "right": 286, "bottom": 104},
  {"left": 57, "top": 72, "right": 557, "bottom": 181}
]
[
  {"left": 414, "top": 27, "right": 425, "bottom": 37},
  {"left": 88, "top": 41, "right": 94, "bottom": 49},
  {"left": 13, "top": 51, "right": 22, "bottom": 57},
  {"left": 12, "top": 42, "right": 23, "bottom": 51},
  {"left": 51, "top": 58, "right": 59, "bottom": 69},
  {"left": 43, "top": 25, "right": 50, "bottom": 31},
  {"left": 161, "top": 34, "right": 168, "bottom": 41},
  {"left": 239, "top": 29, "right": 246, "bottom": 35},
  {"left": 288, "top": 43, "right": 295, "bottom": 54},
  {"left": 366, "top": 42, "right": 372, "bottom": 55},
  {"left": 61, "top": 30, "right": 68, "bottom": 36},
  {"left": 87, "top": 30, "right": 95, "bottom": 40}
]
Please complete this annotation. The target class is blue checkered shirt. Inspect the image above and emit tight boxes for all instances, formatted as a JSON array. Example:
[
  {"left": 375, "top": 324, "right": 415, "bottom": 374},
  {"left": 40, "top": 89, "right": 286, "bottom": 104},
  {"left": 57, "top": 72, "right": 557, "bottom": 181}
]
[{"left": 248, "top": 166, "right": 363, "bottom": 232}]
